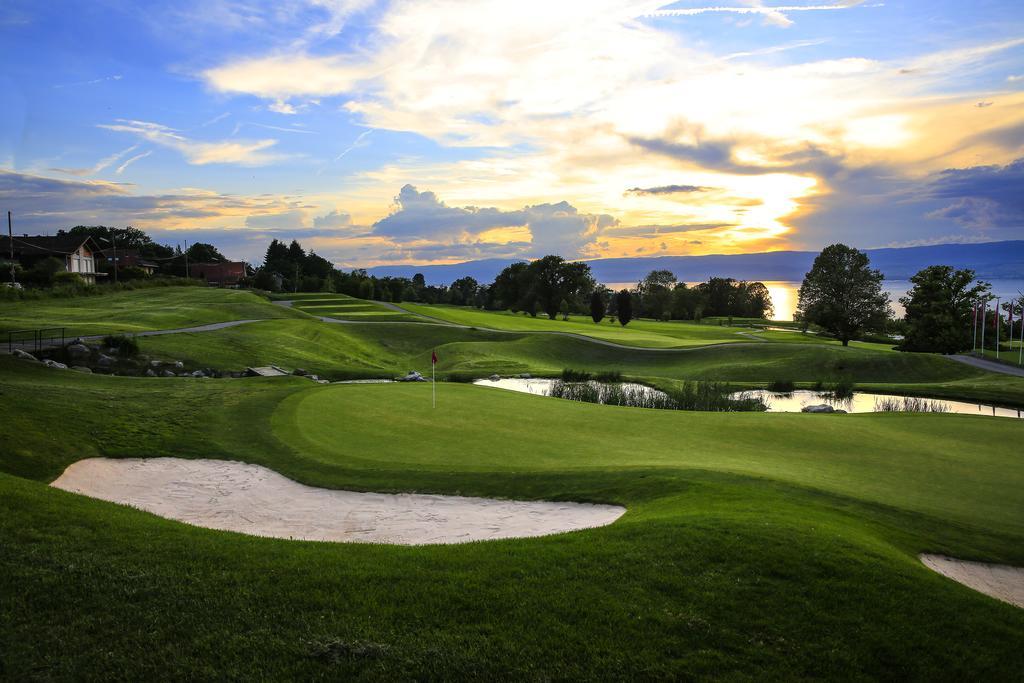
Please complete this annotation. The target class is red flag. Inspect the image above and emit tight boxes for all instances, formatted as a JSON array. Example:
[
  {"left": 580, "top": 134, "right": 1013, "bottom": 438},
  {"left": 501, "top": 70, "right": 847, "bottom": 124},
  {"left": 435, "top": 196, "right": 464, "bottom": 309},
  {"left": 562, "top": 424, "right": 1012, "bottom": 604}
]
[{"left": 431, "top": 350, "right": 438, "bottom": 365}]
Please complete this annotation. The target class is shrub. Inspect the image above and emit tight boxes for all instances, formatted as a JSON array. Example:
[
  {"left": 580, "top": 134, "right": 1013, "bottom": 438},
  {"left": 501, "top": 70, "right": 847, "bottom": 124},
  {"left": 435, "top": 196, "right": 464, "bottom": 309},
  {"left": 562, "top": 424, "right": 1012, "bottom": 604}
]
[
  {"left": 594, "top": 370, "right": 622, "bottom": 382},
  {"left": 52, "top": 271, "right": 88, "bottom": 289},
  {"left": 828, "top": 379, "right": 855, "bottom": 399},
  {"left": 561, "top": 368, "right": 592, "bottom": 382},
  {"left": 767, "top": 379, "right": 795, "bottom": 393},
  {"left": 102, "top": 334, "right": 140, "bottom": 357}
]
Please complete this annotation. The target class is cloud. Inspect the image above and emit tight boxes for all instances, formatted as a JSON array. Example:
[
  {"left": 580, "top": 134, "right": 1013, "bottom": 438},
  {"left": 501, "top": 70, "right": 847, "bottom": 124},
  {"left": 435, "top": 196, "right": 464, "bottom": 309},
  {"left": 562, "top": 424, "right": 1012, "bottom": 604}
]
[
  {"left": 626, "top": 184, "right": 711, "bottom": 195},
  {"left": 643, "top": 1, "right": 869, "bottom": 28},
  {"left": 372, "top": 184, "right": 617, "bottom": 257},
  {"left": 115, "top": 151, "right": 152, "bottom": 175},
  {"left": 49, "top": 144, "right": 139, "bottom": 177},
  {"left": 52, "top": 74, "right": 123, "bottom": 89},
  {"left": 245, "top": 210, "right": 309, "bottom": 230},
  {"left": 924, "top": 158, "right": 1024, "bottom": 229},
  {"left": 98, "top": 119, "right": 287, "bottom": 166},
  {"left": 313, "top": 209, "right": 352, "bottom": 228}
]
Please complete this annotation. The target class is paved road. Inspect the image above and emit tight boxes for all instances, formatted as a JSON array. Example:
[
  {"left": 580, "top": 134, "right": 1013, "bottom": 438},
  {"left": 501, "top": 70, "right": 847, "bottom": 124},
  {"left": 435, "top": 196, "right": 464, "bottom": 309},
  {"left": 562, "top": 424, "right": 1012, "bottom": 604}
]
[
  {"left": 950, "top": 354, "right": 1024, "bottom": 378},
  {"left": 6, "top": 319, "right": 264, "bottom": 353}
]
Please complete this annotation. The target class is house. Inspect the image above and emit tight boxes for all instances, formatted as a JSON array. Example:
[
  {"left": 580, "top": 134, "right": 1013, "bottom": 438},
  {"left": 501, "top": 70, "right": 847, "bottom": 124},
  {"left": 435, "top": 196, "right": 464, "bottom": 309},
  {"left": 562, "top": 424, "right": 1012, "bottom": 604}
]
[
  {"left": 94, "top": 248, "right": 159, "bottom": 276},
  {"left": 0, "top": 234, "right": 103, "bottom": 284},
  {"left": 190, "top": 261, "right": 246, "bottom": 286}
]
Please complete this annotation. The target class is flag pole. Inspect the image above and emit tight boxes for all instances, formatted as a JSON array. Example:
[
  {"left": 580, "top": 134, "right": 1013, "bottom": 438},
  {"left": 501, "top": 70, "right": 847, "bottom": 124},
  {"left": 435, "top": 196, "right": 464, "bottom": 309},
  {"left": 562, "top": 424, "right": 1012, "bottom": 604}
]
[
  {"left": 995, "top": 297, "right": 1001, "bottom": 361},
  {"left": 972, "top": 300, "right": 978, "bottom": 353},
  {"left": 980, "top": 299, "right": 986, "bottom": 357},
  {"left": 432, "top": 350, "right": 436, "bottom": 409}
]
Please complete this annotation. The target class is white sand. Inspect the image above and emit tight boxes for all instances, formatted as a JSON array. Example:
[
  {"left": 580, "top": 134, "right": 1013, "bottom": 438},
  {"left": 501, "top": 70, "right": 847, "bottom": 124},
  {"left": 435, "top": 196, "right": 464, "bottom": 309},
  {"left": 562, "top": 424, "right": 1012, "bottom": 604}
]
[
  {"left": 921, "top": 554, "right": 1024, "bottom": 609},
  {"left": 51, "top": 458, "right": 625, "bottom": 545}
]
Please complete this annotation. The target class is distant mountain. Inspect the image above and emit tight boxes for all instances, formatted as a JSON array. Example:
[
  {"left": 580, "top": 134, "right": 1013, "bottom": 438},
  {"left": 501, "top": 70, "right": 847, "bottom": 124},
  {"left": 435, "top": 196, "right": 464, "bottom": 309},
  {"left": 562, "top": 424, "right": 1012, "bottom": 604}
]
[{"left": 366, "top": 241, "right": 1024, "bottom": 285}]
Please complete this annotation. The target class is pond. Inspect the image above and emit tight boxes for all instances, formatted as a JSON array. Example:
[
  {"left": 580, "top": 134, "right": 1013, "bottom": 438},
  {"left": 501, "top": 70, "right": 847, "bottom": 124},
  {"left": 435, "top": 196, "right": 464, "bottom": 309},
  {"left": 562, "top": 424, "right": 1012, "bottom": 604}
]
[
  {"left": 474, "top": 377, "right": 667, "bottom": 400},
  {"left": 474, "top": 378, "right": 1023, "bottom": 418},
  {"left": 734, "top": 389, "right": 1023, "bottom": 419}
]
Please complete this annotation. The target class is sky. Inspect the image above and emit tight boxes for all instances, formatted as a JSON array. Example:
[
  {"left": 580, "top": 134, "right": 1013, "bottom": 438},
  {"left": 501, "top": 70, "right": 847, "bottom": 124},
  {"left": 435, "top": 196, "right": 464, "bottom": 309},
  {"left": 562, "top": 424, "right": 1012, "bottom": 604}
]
[{"left": 1, "top": 0, "right": 1023, "bottom": 268}]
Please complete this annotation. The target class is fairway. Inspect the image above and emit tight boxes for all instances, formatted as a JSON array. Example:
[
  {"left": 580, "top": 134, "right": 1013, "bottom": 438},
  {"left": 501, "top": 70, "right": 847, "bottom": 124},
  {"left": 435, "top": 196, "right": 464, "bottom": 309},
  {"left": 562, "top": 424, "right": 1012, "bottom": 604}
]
[
  {"left": 283, "top": 292, "right": 425, "bottom": 322},
  {"left": 2, "top": 357, "right": 1024, "bottom": 678},
  {"left": 0, "top": 286, "right": 307, "bottom": 336}
]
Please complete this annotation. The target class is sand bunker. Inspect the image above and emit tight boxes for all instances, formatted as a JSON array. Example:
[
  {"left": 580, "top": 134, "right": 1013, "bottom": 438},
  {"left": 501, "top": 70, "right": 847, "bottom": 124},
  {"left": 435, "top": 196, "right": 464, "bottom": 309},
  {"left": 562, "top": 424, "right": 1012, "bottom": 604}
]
[
  {"left": 921, "top": 554, "right": 1024, "bottom": 609},
  {"left": 51, "top": 458, "right": 625, "bottom": 545}
]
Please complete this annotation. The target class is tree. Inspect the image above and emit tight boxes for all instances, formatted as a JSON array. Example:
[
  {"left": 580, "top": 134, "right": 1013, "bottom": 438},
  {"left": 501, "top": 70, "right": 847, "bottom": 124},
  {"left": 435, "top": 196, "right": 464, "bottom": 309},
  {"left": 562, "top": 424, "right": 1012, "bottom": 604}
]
[
  {"left": 186, "top": 242, "right": 225, "bottom": 263},
  {"left": 899, "top": 266, "right": 989, "bottom": 353},
  {"left": 589, "top": 290, "right": 606, "bottom": 323},
  {"left": 559, "top": 298, "right": 570, "bottom": 321},
  {"left": 637, "top": 269, "right": 677, "bottom": 319},
  {"left": 615, "top": 289, "right": 633, "bottom": 326},
  {"left": 797, "top": 244, "right": 890, "bottom": 346}
]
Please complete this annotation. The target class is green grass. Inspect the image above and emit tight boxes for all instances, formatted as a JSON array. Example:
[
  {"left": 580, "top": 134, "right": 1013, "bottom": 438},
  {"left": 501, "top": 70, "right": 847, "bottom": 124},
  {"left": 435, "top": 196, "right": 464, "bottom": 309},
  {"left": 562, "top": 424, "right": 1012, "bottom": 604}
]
[
  {"left": 286, "top": 293, "right": 424, "bottom": 323},
  {"left": 1, "top": 359, "right": 1023, "bottom": 678},
  {"left": 135, "top": 318, "right": 1024, "bottom": 406},
  {"left": 0, "top": 286, "right": 307, "bottom": 336},
  {"left": 398, "top": 302, "right": 753, "bottom": 347}
]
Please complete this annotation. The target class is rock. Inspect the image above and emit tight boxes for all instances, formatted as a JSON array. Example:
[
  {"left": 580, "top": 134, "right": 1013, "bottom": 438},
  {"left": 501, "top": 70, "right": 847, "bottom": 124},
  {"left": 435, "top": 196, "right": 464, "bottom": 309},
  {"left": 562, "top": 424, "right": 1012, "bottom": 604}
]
[
  {"left": 191, "top": 370, "right": 206, "bottom": 378},
  {"left": 96, "top": 354, "right": 116, "bottom": 368},
  {"left": 801, "top": 404, "right": 835, "bottom": 413},
  {"left": 150, "top": 360, "right": 163, "bottom": 368},
  {"left": 146, "top": 368, "right": 157, "bottom": 377},
  {"left": 71, "top": 366, "right": 92, "bottom": 374},
  {"left": 307, "top": 374, "right": 320, "bottom": 382},
  {"left": 12, "top": 349, "right": 37, "bottom": 362},
  {"left": 43, "top": 359, "right": 68, "bottom": 370},
  {"left": 398, "top": 370, "right": 426, "bottom": 382},
  {"left": 316, "top": 379, "right": 329, "bottom": 384},
  {"left": 174, "top": 361, "right": 184, "bottom": 369},
  {"left": 66, "top": 343, "right": 90, "bottom": 358},
  {"left": 489, "top": 374, "right": 501, "bottom": 381},
  {"left": 162, "top": 370, "right": 176, "bottom": 377},
  {"left": 70, "top": 337, "right": 86, "bottom": 345},
  {"left": 519, "top": 373, "right": 532, "bottom": 379}
]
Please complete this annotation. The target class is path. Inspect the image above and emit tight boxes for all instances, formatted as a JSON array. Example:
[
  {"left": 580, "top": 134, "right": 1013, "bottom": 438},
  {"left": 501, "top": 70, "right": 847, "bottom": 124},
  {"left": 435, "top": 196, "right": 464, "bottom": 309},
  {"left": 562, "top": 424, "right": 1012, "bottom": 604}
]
[
  {"left": 6, "top": 319, "right": 264, "bottom": 353},
  {"left": 949, "top": 354, "right": 1024, "bottom": 378}
]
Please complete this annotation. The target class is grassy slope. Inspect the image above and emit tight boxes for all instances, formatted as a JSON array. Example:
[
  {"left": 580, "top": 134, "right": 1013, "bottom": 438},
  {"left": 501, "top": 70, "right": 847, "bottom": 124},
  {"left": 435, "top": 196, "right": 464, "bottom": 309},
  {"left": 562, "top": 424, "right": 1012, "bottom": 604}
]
[
  {"left": 1, "top": 360, "right": 1023, "bottom": 678},
  {"left": 136, "top": 318, "right": 1024, "bottom": 406},
  {"left": 0, "top": 287, "right": 306, "bottom": 336},
  {"left": 286, "top": 292, "right": 424, "bottom": 323},
  {"left": 398, "top": 302, "right": 752, "bottom": 347}
]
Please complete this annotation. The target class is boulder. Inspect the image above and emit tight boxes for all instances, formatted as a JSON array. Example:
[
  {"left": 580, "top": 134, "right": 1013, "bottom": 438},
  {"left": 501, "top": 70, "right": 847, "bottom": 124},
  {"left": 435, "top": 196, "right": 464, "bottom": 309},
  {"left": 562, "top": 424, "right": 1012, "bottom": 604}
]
[
  {"left": 162, "top": 370, "right": 176, "bottom": 377},
  {"left": 518, "top": 373, "right": 532, "bottom": 379},
  {"left": 66, "top": 343, "right": 90, "bottom": 359},
  {"left": 71, "top": 366, "right": 93, "bottom": 374},
  {"left": 145, "top": 368, "right": 157, "bottom": 377},
  {"left": 96, "top": 354, "right": 116, "bottom": 368},
  {"left": 43, "top": 359, "right": 68, "bottom": 370},
  {"left": 489, "top": 374, "right": 501, "bottom": 381},
  {"left": 12, "top": 349, "right": 37, "bottom": 362},
  {"left": 191, "top": 370, "right": 206, "bottom": 378},
  {"left": 398, "top": 370, "right": 426, "bottom": 382},
  {"left": 174, "top": 361, "right": 184, "bottom": 369},
  {"left": 801, "top": 404, "right": 835, "bottom": 413},
  {"left": 150, "top": 360, "right": 163, "bottom": 368}
]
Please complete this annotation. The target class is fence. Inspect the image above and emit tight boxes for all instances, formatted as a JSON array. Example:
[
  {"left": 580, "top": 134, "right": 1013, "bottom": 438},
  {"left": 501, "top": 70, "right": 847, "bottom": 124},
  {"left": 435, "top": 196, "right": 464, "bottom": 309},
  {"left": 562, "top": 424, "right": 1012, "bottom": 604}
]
[{"left": 6, "top": 328, "right": 66, "bottom": 353}]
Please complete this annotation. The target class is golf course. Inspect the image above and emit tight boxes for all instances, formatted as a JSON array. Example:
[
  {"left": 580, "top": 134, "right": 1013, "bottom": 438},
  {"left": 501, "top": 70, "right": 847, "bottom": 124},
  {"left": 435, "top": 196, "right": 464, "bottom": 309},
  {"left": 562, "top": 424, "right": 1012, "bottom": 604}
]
[{"left": 2, "top": 285, "right": 1023, "bottom": 679}]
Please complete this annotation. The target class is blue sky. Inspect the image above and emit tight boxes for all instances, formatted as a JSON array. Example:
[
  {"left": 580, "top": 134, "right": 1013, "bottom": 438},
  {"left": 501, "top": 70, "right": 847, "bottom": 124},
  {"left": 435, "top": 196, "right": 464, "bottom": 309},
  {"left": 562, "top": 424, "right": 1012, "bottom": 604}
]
[{"left": 1, "top": 0, "right": 1022, "bottom": 266}]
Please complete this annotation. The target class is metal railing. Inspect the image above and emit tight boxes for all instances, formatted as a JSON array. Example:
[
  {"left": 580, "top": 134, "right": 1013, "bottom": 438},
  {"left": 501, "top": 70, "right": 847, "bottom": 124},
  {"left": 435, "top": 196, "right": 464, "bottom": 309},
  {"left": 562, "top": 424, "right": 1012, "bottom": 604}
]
[{"left": 6, "top": 327, "right": 66, "bottom": 353}]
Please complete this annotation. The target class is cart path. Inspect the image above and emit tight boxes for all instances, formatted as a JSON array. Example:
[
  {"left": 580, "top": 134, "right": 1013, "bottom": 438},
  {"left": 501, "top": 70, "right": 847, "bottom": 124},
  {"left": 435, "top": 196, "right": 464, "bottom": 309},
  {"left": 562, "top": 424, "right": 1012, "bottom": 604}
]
[{"left": 949, "top": 355, "right": 1024, "bottom": 378}]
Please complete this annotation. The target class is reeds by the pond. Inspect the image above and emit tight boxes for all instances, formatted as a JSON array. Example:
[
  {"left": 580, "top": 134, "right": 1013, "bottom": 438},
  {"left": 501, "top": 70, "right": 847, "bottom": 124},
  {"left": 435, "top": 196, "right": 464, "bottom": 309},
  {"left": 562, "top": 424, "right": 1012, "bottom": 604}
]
[
  {"left": 549, "top": 380, "right": 767, "bottom": 412},
  {"left": 874, "top": 396, "right": 950, "bottom": 413}
]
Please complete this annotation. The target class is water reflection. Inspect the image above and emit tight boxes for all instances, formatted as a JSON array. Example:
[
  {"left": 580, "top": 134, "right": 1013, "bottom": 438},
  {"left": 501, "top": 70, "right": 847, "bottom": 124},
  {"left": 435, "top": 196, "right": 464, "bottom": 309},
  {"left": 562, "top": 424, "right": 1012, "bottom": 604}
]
[{"left": 736, "top": 389, "right": 1023, "bottom": 419}]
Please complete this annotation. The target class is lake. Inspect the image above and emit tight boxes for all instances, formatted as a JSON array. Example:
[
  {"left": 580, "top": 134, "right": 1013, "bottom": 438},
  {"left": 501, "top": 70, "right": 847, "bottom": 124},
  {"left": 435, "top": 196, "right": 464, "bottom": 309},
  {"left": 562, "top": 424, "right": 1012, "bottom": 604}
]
[{"left": 602, "top": 279, "right": 1024, "bottom": 321}]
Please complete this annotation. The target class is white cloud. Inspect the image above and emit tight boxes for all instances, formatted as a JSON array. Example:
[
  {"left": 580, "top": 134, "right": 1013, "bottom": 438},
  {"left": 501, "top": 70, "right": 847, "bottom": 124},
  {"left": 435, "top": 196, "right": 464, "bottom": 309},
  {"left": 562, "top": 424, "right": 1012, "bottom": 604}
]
[
  {"left": 115, "top": 150, "right": 152, "bottom": 175},
  {"left": 98, "top": 119, "right": 288, "bottom": 166}
]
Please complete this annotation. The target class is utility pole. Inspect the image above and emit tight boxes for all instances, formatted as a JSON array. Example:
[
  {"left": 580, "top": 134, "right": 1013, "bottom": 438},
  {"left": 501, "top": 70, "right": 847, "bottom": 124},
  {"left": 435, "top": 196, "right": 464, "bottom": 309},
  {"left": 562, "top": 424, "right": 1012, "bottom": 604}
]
[
  {"left": 7, "top": 211, "right": 15, "bottom": 286},
  {"left": 111, "top": 231, "right": 118, "bottom": 284}
]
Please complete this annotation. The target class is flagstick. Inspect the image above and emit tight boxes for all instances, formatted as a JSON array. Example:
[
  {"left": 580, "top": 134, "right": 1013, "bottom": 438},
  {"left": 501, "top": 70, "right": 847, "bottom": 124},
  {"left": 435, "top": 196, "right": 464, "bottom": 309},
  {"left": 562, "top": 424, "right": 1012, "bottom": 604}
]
[
  {"left": 432, "top": 355, "right": 436, "bottom": 409},
  {"left": 995, "top": 297, "right": 1001, "bottom": 361},
  {"left": 972, "top": 300, "right": 978, "bottom": 353},
  {"left": 980, "top": 300, "right": 986, "bottom": 358}
]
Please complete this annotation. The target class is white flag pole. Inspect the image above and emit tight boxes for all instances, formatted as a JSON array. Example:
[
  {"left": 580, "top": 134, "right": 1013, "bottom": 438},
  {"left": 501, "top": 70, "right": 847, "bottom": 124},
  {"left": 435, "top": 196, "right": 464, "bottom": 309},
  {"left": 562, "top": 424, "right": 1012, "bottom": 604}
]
[
  {"left": 972, "top": 300, "right": 979, "bottom": 353},
  {"left": 995, "top": 297, "right": 1001, "bottom": 360},
  {"left": 974, "top": 301, "right": 983, "bottom": 360},
  {"left": 432, "top": 353, "right": 436, "bottom": 409}
]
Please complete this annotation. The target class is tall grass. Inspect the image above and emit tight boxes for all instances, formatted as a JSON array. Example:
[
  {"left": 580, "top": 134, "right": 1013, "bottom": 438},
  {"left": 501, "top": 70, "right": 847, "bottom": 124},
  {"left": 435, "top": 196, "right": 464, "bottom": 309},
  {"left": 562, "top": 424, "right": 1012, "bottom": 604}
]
[
  {"left": 549, "top": 380, "right": 766, "bottom": 412},
  {"left": 874, "top": 396, "right": 950, "bottom": 413}
]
